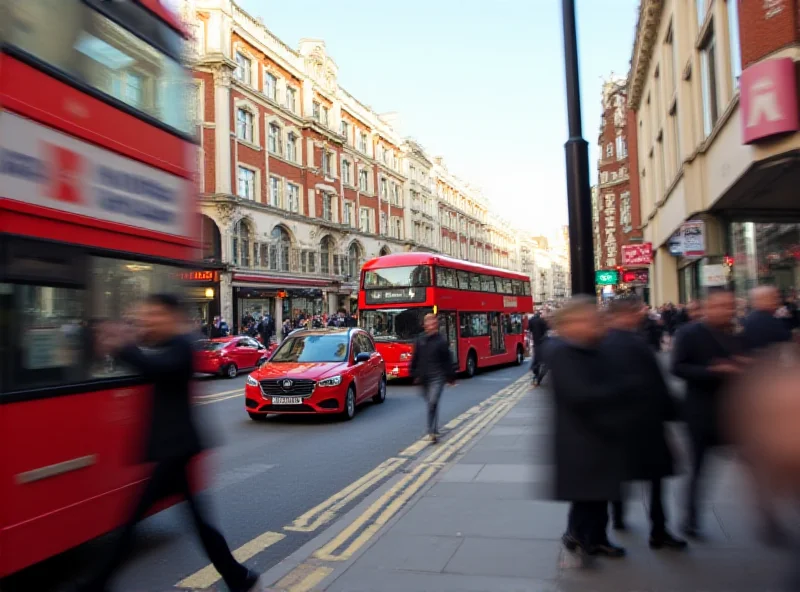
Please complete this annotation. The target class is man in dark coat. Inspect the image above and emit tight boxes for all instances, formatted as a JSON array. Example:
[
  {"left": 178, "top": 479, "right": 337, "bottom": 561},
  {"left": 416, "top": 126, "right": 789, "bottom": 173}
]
[
  {"left": 410, "top": 313, "right": 456, "bottom": 442},
  {"left": 671, "top": 287, "right": 746, "bottom": 539},
  {"left": 543, "top": 296, "right": 633, "bottom": 560},
  {"left": 528, "top": 311, "right": 549, "bottom": 385},
  {"left": 741, "top": 285, "right": 792, "bottom": 544},
  {"left": 604, "top": 297, "right": 687, "bottom": 550},
  {"left": 78, "top": 294, "right": 260, "bottom": 592}
]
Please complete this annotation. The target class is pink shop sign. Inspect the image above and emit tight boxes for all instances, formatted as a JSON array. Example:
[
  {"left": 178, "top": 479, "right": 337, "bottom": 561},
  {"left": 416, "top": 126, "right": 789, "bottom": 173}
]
[{"left": 740, "top": 58, "right": 799, "bottom": 144}]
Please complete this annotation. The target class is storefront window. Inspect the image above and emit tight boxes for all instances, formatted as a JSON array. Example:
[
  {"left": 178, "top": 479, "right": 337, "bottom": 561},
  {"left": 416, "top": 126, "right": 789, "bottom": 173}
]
[{"left": 730, "top": 222, "right": 800, "bottom": 299}]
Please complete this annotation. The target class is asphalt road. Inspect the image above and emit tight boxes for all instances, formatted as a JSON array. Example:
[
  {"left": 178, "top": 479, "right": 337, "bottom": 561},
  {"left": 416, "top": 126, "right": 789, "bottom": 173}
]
[{"left": 1, "top": 362, "right": 530, "bottom": 592}]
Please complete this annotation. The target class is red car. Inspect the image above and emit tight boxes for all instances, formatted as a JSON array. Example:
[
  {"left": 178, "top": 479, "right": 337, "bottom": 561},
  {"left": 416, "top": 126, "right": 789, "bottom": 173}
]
[
  {"left": 245, "top": 328, "right": 386, "bottom": 421},
  {"left": 194, "top": 336, "right": 271, "bottom": 378}
]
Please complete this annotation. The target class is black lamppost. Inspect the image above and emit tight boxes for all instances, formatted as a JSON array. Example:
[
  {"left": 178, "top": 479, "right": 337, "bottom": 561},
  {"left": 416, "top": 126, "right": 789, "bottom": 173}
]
[{"left": 561, "top": 0, "right": 595, "bottom": 296}]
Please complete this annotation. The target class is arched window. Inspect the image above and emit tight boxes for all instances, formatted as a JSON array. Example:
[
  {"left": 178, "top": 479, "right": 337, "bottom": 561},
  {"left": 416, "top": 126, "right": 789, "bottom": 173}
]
[
  {"left": 232, "top": 219, "right": 250, "bottom": 267},
  {"left": 200, "top": 214, "right": 221, "bottom": 262},
  {"left": 320, "top": 235, "right": 334, "bottom": 275},
  {"left": 269, "top": 226, "right": 291, "bottom": 272},
  {"left": 379, "top": 246, "right": 391, "bottom": 257},
  {"left": 348, "top": 242, "right": 363, "bottom": 279}
]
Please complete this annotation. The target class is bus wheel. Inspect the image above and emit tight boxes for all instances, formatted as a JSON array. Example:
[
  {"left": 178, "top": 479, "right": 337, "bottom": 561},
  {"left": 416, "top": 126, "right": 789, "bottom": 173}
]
[
  {"left": 515, "top": 345, "right": 524, "bottom": 365},
  {"left": 466, "top": 352, "right": 477, "bottom": 378}
]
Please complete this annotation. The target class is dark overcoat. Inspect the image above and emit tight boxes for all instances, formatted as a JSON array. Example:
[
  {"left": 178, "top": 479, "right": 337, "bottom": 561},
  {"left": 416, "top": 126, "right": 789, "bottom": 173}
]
[
  {"left": 542, "top": 337, "right": 635, "bottom": 502},
  {"left": 603, "top": 328, "right": 676, "bottom": 481}
]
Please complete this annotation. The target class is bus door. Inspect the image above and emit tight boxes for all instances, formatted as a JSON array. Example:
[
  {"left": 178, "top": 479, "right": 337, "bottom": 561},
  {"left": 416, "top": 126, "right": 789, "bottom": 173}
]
[
  {"left": 438, "top": 311, "right": 458, "bottom": 366},
  {"left": 488, "top": 312, "right": 506, "bottom": 355}
]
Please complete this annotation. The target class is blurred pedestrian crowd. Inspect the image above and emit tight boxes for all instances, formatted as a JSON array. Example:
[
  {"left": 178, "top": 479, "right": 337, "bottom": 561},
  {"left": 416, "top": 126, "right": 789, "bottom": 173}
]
[{"left": 532, "top": 286, "right": 800, "bottom": 587}]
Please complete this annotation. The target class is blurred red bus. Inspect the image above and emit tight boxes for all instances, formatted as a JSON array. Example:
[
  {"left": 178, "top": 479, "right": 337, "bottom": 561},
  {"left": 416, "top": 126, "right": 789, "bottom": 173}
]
[
  {"left": 358, "top": 253, "right": 533, "bottom": 379},
  {"left": 0, "top": 0, "right": 199, "bottom": 576}
]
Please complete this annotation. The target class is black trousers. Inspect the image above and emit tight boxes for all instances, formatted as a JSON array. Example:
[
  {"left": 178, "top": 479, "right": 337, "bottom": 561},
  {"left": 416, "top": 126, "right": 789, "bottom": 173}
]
[
  {"left": 686, "top": 427, "right": 713, "bottom": 529},
  {"left": 611, "top": 479, "right": 667, "bottom": 535},
  {"left": 567, "top": 501, "right": 609, "bottom": 548},
  {"left": 82, "top": 456, "right": 250, "bottom": 592}
]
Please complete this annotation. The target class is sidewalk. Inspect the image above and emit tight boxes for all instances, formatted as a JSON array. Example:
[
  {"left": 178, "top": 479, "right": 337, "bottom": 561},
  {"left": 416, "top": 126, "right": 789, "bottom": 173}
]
[{"left": 287, "top": 381, "right": 796, "bottom": 592}]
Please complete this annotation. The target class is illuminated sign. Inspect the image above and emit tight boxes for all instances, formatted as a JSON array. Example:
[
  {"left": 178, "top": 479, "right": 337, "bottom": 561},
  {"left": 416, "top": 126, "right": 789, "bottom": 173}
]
[
  {"left": 178, "top": 270, "right": 217, "bottom": 282},
  {"left": 621, "top": 243, "right": 652, "bottom": 266},
  {"left": 621, "top": 269, "right": 649, "bottom": 285},
  {"left": 365, "top": 288, "right": 427, "bottom": 305},
  {"left": 603, "top": 193, "right": 617, "bottom": 268},
  {"left": 595, "top": 270, "right": 618, "bottom": 286}
]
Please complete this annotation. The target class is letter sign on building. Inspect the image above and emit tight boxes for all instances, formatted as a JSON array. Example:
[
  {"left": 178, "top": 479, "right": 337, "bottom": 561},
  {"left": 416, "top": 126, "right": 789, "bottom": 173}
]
[{"left": 740, "top": 58, "right": 799, "bottom": 144}]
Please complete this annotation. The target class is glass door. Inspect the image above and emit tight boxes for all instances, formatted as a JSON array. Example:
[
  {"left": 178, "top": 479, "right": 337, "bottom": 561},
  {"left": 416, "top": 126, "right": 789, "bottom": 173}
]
[
  {"left": 488, "top": 312, "right": 506, "bottom": 355},
  {"left": 438, "top": 311, "right": 458, "bottom": 365}
]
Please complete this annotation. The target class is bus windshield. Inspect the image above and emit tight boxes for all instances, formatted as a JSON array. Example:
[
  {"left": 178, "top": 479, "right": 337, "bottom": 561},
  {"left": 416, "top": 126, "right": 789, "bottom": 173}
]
[
  {"left": 360, "top": 307, "right": 433, "bottom": 342},
  {"left": 363, "top": 265, "right": 431, "bottom": 289},
  {"left": 3, "top": 0, "right": 192, "bottom": 135}
]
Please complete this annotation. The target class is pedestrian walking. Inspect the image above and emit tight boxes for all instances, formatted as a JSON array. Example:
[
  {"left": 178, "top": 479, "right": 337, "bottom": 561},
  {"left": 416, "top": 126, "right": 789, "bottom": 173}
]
[
  {"left": 671, "top": 287, "right": 747, "bottom": 539},
  {"left": 741, "top": 285, "right": 793, "bottom": 544},
  {"left": 528, "top": 310, "right": 549, "bottom": 385},
  {"left": 603, "top": 296, "right": 687, "bottom": 550},
  {"left": 410, "top": 313, "right": 456, "bottom": 443},
  {"left": 544, "top": 296, "right": 633, "bottom": 561},
  {"left": 76, "top": 294, "right": 260, "bottom": 592}
]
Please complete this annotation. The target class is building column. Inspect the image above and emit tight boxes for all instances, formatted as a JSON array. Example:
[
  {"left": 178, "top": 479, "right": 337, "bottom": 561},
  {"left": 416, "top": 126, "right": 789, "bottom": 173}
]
[
  {"left": 219, "top": 271, "right": 233, "bottom": 326},
  {"left": 275, "top": 295, "right": 284, "bottom": 340},
  {"left": 652, "top": 246, "right": 678, "bottom": 306},
  {"left": 327, "top": 291, "right": 338, "bottom": 315},
  {"left": 213, "top": 67, "right": 233, "bottom": 195}
]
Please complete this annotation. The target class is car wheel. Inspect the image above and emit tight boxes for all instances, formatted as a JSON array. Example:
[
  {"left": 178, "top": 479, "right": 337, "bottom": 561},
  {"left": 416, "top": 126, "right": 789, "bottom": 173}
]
[
  {"left": 372, "top": 375, "right": 387, "bottom": 404},
  {"left": 465, "top": 351, "right": 477, "bottom": 378},
  {"left": 248, "top": 412, "right": 268, "bottom": 421},
  {"left": 226, "top": 363, "right": 238, "bottom": 378},
  {"left": 341, "top": 385, "right": 356, "bottom": 421},
  {"left": 515, "top": 345, "right": 524, "bottom": 365}
]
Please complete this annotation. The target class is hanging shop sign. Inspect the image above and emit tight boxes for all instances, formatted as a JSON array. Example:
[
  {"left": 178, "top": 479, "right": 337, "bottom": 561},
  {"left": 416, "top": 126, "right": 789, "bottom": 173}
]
[
  {"left": 595, "top": 270, "right": 618, "bottom": 286},
  {"left": 621, "top": 243, "right": 652, "bottom": 266},
  {"left": 701, "top": 264, "right": 727, "bottom": 287},
  {"left": 603, "top": 193, "right": 617, "bottom": 268},
  {"left": 621, "top": 269, "right": 649, "bottom": 285},
  {"left": 680, "top": 220, "right": 705, "bottom": 257}
]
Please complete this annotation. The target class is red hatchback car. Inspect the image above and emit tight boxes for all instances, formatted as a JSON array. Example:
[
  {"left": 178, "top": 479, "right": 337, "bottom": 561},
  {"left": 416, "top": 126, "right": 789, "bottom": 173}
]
[
  {"left": 194, "top": 336, "right": 271, "bottom": 378},
  {"left": 245, "top": 328, "right": 386, "bottom": 421}
]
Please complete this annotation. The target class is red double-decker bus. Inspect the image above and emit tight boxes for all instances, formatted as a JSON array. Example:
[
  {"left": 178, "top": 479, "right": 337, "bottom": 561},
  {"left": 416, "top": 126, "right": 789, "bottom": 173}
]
[
  {"left": 0, "top": 0, "right": 197, "bottom": 576},
  {"left": 358, "top": 253, "right": 533, "bottom": 379}
]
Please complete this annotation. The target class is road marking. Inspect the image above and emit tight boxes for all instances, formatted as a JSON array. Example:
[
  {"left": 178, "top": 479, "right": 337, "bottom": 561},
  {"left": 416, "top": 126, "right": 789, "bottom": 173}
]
[
  {"left": 399, "top": 438, "right": 429, "bottom": 457},
  {"left": 175, "top": 531, "right": 285, "bottom": 589},
  {"left": 272, "top": 564, "right": 333, "bottom": 592},
  {"left": 311, "top": 386, "right": 526, "bottom": 562},
  {"left": 195, "top": 392, "right": 243, "bottom": 406},
  {"left": 195, "top": 387, "right": 243, "bottom": 400},
  {"left": 285, "top": 457, "right": 407, "bottom": 533}
]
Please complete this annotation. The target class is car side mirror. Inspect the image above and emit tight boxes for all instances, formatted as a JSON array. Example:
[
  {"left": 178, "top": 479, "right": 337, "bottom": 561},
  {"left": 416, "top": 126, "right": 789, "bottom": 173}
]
[{"left": 355, "top": 352, "right": 370, "bottom": 363}]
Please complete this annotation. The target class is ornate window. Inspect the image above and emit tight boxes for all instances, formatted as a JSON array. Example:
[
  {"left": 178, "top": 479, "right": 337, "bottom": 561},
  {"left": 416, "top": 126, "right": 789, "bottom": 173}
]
[
  {"left": 232, "top": 219, "right": 251, "bottom": 267},
  {"left": 348, "top": 242, "right": 363, "bottom": 279},
  {"left": 269, "top": 226, "right": 291, "bottom": 272},
  {"left": 320, "top": 235, "right": 334, "bottom": 275}
]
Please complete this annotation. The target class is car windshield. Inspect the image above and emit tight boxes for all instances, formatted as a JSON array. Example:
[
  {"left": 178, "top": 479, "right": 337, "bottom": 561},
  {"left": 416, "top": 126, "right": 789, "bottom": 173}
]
[
  {"left": 359, "top": 307, "right": 433, "bottom": 342},
  {"left": 270, "top": 333, "right": 349, "bottom": 363},
  {"left": 195, "top": 340, "right": 226, "bottom": 351}
]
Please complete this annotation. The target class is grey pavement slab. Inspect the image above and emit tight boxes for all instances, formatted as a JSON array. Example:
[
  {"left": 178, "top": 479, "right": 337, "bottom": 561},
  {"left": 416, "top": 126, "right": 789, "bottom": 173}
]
[
  {"left": 326, "top": 567, "right": 560, "bottom": 592},
  {"left": 474, "top": 462, "right": 551, "bottom": 483},
  {"left": 352, "top": 532, "right": 462, "bottom": 572},
  {"left": 444, "top": 537, "right": 562, "bottom": 579},
  {"left": 438, "top": 463, "right": 484, "bottom": 482},
  {"left": 426, "top": 481, "right": 534, "bottom": 500}
]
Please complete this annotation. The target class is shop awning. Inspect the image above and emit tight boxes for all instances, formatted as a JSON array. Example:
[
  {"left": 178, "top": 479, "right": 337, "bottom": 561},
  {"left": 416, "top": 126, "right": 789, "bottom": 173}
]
[{"left": 232, "top": 273, "right": 332, "bottom": 288}]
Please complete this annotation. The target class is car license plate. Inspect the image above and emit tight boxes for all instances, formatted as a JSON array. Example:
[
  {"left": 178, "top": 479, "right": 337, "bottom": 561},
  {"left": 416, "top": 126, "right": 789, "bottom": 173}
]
[{"left": 271, "top": 396, "right": 302, "bottom": 405}]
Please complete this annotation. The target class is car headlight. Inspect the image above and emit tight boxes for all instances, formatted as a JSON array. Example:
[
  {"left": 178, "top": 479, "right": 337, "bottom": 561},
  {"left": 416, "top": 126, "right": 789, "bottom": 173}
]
[
  {"left": 317, "top": 375, "right": 342, "bottom": 387},
  {"left": 246, "top": 375, "right": 259, "bottom": 387}
]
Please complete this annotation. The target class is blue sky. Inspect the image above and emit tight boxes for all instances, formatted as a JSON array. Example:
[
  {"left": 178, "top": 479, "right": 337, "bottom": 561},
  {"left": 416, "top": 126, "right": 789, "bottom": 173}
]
[{"left": 233, "top": 0, "right": 640, "bottom": 235}]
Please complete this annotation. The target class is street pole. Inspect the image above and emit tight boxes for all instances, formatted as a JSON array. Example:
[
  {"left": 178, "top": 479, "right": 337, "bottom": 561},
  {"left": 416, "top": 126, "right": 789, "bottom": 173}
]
[{"left": 561, "top": 0, "right": 595, "bottom": 296}]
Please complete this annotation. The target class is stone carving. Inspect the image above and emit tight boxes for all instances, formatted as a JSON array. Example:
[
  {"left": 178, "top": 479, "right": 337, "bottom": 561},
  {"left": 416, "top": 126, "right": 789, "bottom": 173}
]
[
  {"left": 213, "top": 66, "right": 232, "bottom": 87},
  {"left": 215, "top": 202, "right": 238, "bottom": 226}
]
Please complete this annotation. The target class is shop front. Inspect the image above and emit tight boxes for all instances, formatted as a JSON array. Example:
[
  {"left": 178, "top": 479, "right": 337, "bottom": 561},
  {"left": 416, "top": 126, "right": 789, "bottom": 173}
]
[
  {"left": 180, "top": 269, "right": 221, "bottom": 330},
  {"left": 230, "top": 273, "right": 334, "bottom": 334},
  {"left": 729, "top": 222, "right": 800, "bottom": 300}
]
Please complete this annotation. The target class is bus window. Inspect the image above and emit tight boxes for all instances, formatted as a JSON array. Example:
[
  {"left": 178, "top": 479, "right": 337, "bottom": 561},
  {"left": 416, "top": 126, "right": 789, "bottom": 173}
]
[
  {"left": 512, "top": 280, "right": 524, "bottom": 295},
  {"left": 435, "top": 267, "right": 457, "bottom": 289},
  {"left": 523, "top": 282, "right": 532, "bottom": 296},
  {"left": 456, "top": 270, "right": 470, "bottom": 290},
  {"left": 480, "top": 275, "right": 495, "bottom": 293},
  {"left": 460, "top": 313, "right": 489, "bottom": 337},
  {"left": 469, "top": 273, "right": 481, "bottom": 291},
  {"left": 363, "top": 265, "right": 431, "bottom": 288},
  {"left": 506, "top": 313, "right": 523, "bottom": 334}
]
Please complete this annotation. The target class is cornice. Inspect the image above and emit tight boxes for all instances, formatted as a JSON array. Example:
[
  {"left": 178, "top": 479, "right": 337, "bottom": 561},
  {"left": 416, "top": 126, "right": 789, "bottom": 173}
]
[{"left": 628, "top": 0, "right": 664, "bottom": 111}]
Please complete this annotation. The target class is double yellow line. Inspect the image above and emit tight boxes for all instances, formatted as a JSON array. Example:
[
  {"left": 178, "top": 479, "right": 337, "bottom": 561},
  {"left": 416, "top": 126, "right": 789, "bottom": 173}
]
[{"left": 175, "top": 375, "right": 531, "bottom": 590}]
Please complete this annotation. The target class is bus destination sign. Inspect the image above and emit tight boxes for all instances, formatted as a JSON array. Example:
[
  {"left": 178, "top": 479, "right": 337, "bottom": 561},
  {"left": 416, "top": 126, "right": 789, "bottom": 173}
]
[
  {"left": 178, "top": 270, "right": 217, "bottom": 282},
  {"left": 365, "top": 288, "right": 427, "bottom": 305}
]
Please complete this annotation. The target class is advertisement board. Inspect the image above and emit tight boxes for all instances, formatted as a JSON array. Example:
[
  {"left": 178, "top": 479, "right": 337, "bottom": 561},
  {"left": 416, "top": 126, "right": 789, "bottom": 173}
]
[
  {"left": 0, "top": 112, "right": 192, "bottom": 238},
  {"left": 681, "top": 221, "right": 705, "bottom": 257},
  {"left": 621, "top": 269, "right": 649, "bottom": 285},
  {"left": 621, "top": 243, "right": 652, "bottom": 266},
  {"left": 595, "top": 270, "right": 618, "bottom": 286}
]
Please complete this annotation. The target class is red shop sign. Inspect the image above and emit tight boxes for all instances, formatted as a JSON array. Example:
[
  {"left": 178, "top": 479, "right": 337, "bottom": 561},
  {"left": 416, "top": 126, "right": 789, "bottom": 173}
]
[
  {"left": 622, "top": 269, "right": 649, "bottom": 285},
  {"left": 621, "top": 243, "right": 652, "bottom": 266}
]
